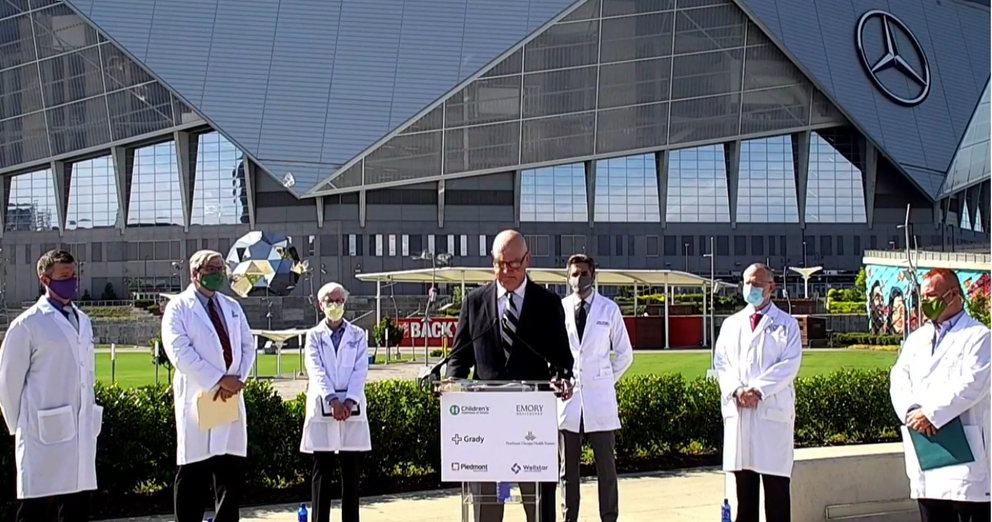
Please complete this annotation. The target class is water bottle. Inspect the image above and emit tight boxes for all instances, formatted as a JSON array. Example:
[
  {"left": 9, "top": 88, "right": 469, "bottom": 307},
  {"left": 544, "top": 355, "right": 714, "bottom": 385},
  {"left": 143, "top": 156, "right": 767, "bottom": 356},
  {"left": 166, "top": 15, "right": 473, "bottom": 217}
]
[
  {"left": 721, "top": 498, "right": 731, "bottom": 522},
  {"left": 297, "top": 502, "right": 308, "bottom": 522},
  {"left": 205, "top": 518, "right": 213, "bottom": 522},
  {"left": 496, "top": 482, "right": 511, "bottom": 502}
]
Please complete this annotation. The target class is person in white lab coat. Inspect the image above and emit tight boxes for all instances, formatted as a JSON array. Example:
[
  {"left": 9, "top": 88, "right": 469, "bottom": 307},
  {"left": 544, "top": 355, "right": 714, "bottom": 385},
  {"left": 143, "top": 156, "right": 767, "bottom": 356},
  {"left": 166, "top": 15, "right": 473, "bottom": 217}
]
[
  {"left": 300, "top": 282, "right": 371, "bottom": 522},
  {"left": 558, "top": 254, "right": 633, "bottom": 522},
  {"left": 713, "top": 263, "right": 802, "bottom": 522},
  {"left": 161, "top": 250, "right": 256, "bottom": 522},
  {"left": 0, "top": 249, "right": 101, "bottom": 522},
  {"left": 889, "top": 267, "right": 990, "bottom": 522}
]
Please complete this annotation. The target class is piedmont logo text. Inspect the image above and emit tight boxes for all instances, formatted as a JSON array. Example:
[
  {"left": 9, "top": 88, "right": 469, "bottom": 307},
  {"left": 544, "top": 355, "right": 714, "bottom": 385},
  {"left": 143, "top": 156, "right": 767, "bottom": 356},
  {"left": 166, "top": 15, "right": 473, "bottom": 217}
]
[
  {"left": 449, "top": 405, "right": 490, "bottom": 416},
  {"left": 450, "top": 462, "right": 489, "bottom": 472},
  {"left": 510, "top": 463, "right": 550, "bottom": 474},
  {"left": 451, "top": 434, "right": 485, "bottom": 445},
  {"left": 516, "top": 404, "right": 544, "bottom": 416}
]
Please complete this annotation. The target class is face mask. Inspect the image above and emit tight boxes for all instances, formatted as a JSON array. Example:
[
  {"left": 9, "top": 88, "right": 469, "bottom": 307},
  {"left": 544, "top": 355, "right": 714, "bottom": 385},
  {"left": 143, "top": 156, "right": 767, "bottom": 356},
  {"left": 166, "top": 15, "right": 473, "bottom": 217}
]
[
  {"left": 569, "top": 275, "right": 594, "bottom": 294},
  {"left": 46, "top": 277, "right": 78, "bottom": 301},
  {"left": 198, "top": 272, "right": 226, "bottom": 292},
  {"left": 743, "top": 284, "right": 765, "bottom": 307},
  {"left": 921, "top": 293, "right": 952, "bottom": 321},
  {"left": 323, "top": 303, "right": 345, "bottom": 321}
]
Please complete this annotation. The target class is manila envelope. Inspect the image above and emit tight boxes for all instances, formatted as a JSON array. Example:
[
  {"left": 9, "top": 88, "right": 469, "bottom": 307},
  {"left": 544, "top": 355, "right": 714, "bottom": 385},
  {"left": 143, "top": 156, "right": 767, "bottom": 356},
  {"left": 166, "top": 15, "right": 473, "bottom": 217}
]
[{"left": 195, "top": 388, "right": 240, "bottom": 431}]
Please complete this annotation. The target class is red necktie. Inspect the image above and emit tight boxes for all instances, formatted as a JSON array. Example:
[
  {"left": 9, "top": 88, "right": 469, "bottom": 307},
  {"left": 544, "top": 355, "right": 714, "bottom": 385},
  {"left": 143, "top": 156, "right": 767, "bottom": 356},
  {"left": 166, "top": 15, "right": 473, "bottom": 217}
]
[
  {"left": 207, "top": 298, "right": 234, "bottom": 369},
  {"left": 750, "top": 313, "right": 761, "bottom": 332}
]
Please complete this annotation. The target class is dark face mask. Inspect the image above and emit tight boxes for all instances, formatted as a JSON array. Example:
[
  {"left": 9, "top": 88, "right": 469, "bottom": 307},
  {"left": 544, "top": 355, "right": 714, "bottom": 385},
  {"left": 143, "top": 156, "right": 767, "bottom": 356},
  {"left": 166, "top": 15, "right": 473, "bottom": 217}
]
[
  {"left": 46, "top": 277, "right": 78, "bottom": 301},
  {"left": 198, "top": 272, "right": 226, "bottom": 292},
  {"left": 569, "top": 275, "right": 594, "bottom": 294}
]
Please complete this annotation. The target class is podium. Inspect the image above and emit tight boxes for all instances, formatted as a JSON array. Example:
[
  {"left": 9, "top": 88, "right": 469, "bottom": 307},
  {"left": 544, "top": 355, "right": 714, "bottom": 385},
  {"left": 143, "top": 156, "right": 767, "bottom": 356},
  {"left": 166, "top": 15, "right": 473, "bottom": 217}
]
[{"left": 436, "top": 379, "right": 560, "bottom": 522}]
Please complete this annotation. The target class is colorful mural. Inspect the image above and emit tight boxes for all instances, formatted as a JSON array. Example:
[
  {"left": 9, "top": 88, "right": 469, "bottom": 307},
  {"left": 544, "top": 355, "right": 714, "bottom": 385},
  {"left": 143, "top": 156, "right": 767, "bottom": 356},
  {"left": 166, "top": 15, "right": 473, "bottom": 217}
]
[{"left": 865, "top": 266, "right": 991, "bottom": 335}]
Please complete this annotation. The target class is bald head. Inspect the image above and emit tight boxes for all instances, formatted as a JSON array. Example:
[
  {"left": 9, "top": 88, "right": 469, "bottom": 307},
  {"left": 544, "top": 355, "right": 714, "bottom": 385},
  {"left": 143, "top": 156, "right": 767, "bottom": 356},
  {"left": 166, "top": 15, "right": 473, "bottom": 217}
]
[
  {"left": 491, "top": 229, "right": 530, "bottom": 291},
  {"left": 742, "top": 263, "right": 775, "bottom": 309},
  {"left": 744, "top": 263, "right": 774, "bottom": 284},
  {"left": 492, "top": 230, "right": 527, "bottom": 256}
]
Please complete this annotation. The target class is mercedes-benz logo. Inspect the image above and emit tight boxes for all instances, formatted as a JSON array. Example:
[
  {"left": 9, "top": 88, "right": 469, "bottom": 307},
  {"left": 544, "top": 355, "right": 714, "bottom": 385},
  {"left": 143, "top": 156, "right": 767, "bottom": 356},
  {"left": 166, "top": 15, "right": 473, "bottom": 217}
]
[{"left": 855, "top": 10, "right": 930, "bottom": 107}]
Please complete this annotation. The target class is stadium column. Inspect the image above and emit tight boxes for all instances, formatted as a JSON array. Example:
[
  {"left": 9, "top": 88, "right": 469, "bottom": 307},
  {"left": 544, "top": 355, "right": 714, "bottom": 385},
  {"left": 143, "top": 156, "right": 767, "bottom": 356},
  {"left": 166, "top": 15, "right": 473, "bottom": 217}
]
[
  {"left": 655, "top": 151, "right": 668, "bottom": 228},
  {"left": 584, "top": 160, "right": 595, "bottom": 228},
  {"left": 111, "top": 146, "right": 134, "bottom": 234},
  {"left": 790, "top": 131, "right": 810, "bottom": 229},
  {"left": 966, "top": 183, "right": 981, "bottom": 232},
  {"left": 723, "top": 141, "right": 740, "bottom": 229},
  {"left": 50, "top": 160, "right": 72, "bottom": 237},
  {"left": 980, "top": 180, "right": 990, "bottom": 233},
  {"left": 513, "top": 170, "right": 522, "bottom": 228},
  {"left": 932, "top": 199, "right": 943, "bottom": 231},
  {"left": 437, "top": 179, "right": 445, "bottom": 228},
  {"left": 359, "top": 189, "right": 366, "bottom": 228},
  {"left": 243, "top": 159, "right": 258, "bottom": 230},
  {"left": 174, "top": 131, "right": 199, "bottom": 232},
  {"left": 0, "top": 175, "right": 10, "bottom": 239},
  {"left": 315, "top": 196, "right": 325, "bottom": 229},
  {"left": 862, "top": 140, "right": 878, "bottom": 229},
  {"left": 956, "top": 191, "right": 968, "bottom": 229}
]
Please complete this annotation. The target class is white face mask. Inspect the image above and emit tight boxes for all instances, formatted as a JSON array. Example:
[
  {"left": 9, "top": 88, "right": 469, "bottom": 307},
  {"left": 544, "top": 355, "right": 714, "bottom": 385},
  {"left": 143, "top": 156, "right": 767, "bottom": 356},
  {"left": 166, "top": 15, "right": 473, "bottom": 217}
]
[{"left": 323, "top": 303, "right": 345, "bottom": 321}]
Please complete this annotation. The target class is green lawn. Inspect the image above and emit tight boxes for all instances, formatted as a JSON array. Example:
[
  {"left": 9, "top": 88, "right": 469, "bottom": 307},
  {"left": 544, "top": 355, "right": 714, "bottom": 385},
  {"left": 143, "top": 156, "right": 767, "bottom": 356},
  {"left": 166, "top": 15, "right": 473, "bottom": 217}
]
[{"left": 95, "top": 349, "right": 896, "bottom": 388}]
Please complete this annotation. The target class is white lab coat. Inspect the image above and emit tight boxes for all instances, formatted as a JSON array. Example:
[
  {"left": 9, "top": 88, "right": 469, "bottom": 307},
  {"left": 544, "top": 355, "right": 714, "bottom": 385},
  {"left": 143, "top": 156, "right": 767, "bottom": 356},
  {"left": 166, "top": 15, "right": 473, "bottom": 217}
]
[
  {"left": 0, "top": 298, "right": 102, "bottom": 499},
  {"left": 889, "top": 312, "right": 991, "bottom": 502},
  {"left": 161, "top": 285, "right": 256, "bottom": 465},
  {"left": 714, "top": 303, "right": 802, "bottom": 478},
  {"left": 300, "top": 320, "right": 372, "bottom": 453},
  {"left": 558, "top": 292, "right": 634, "bottom": 433}
]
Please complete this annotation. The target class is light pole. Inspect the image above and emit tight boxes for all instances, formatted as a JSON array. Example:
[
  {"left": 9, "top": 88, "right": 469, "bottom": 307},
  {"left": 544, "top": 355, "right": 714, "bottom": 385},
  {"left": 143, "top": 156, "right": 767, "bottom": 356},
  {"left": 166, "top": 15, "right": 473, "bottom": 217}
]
[
  {"left": 683, "top": 243, "right": 689, "bottom": 272},
  {"left": 702, "top": 236, "right": 716, "bottom": 367},
  {"left": 788, "top": 266, "right": 823, "bottom": 299},
  {"left": 412, "top": 250, "right": 453, "bottom": 365},
  {"left": 802, "top": 241, "right": 808, "bottom": 268}
]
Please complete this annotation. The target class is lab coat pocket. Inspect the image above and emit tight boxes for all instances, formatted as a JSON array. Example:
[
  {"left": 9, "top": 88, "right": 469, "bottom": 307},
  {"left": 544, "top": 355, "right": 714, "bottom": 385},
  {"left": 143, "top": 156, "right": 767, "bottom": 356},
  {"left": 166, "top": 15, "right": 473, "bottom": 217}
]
[
  {"left": 962, "top": 425, "right": 988, "bottom": 480},
  {"left": 93, "top": 405, "right": 104, "bottom": 438},
  {"left": 761, "top": 406, "right": 791, "bottom": 424},
  {"left": 37, "top": 405, "right": 76, "bottom": 445}
]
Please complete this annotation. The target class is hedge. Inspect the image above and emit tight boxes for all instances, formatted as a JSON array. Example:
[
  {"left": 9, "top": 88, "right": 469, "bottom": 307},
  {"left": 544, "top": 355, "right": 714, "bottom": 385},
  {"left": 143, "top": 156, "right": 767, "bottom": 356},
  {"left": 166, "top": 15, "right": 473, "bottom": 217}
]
[
  {"left": 0, "top": 370, "right": 900, "bottom": 519},
  {"left": 831, "top": 332, "right": 902, "bottom": 346}
]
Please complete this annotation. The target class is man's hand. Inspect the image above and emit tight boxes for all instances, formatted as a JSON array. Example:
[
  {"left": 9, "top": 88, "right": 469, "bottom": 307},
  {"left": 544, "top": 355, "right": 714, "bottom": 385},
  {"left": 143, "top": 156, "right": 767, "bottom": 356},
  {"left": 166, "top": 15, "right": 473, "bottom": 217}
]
[
  {"left": 735, "top": 387, "right": 760, "bottom": 408},
  {"left": 342, "top": 399, "right": 356, "bottom": 421},
  {"left": 907, "top": 410, "right": 937, "bottom": 437},
  {"left": 553, "top": 379, "right": 573, "bottom": 401},
  {"left": 218, "top": 375, "right": 244, "bottom": 393},
  {"left": 213, "top": 387, "right": 236, "bottom": 402},
  {"left": 329, "top": 398, "right": 349, "bottom": 421}
]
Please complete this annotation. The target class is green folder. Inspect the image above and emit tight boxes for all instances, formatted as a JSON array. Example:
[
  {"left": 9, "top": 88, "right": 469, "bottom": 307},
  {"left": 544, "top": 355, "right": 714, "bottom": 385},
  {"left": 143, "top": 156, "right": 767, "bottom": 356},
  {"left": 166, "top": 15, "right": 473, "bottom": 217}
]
[{"left": 907, "top": 417, "right": 976, "bottom": 471}]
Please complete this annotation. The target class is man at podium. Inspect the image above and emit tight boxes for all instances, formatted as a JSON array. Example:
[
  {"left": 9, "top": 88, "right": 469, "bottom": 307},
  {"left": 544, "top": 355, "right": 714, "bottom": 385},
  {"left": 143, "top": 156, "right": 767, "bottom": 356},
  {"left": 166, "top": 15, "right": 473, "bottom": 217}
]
[{"left": 446, "top": 229, "right": 575, "bottom": 522}]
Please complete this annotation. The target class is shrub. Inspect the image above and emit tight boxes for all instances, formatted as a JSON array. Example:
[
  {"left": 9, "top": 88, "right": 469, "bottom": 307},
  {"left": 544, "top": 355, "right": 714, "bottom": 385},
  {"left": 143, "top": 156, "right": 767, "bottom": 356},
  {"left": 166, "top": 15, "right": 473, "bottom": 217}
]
[
  {"left": 827, "top": 301, "right": 867, "bottom": 314},
  {"left": 0, "top": 370, "right": 902, "bottom": 518},
  {"left": 968, "top": 292, "right": 990, "bottom": 328},
  {"left": 100, "top": 282, "right": 118, "bottom": 301},
  {"left": 831, "top": 332, "right": 902, "bottom": 346},
  {"left": 371, "top": 317, "right": 406, "bottom": 347},
  {"left": 847, "top": 344, "right": 899, "bottom": 352}
]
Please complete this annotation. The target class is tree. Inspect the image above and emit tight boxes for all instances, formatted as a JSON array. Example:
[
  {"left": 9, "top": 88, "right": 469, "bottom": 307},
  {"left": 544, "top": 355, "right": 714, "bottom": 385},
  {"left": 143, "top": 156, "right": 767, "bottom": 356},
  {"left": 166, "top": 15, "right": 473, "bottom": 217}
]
[
  {"left": 100, "top": 282, "right": 118, "bottom": 301},
  {"left": 968, "top": 292, "right": 991, "bottom": 328},
  {"left": 372, "top": 317, "right": 406, "bottom": 348},
  {"left": 854, "top": 267, "right": 867, "bottom": 295}
]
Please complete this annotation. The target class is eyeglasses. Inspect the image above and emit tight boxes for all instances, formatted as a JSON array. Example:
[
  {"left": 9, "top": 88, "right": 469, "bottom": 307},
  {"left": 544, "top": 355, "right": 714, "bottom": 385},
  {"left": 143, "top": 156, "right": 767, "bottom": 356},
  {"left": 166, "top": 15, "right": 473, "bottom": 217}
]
[
  {"left": 493, "top": 259, "right": 525, "bottom": 270},
  {"left": 322, "top": 298, "right": 346, "bottom": 305}
]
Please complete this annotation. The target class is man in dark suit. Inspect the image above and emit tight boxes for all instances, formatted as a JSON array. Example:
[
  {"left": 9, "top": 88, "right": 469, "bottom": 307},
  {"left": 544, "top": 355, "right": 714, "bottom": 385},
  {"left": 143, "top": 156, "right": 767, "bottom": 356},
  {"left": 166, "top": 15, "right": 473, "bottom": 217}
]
[{"left": 446, "top": 229, "right": 574, "bottom": 522}]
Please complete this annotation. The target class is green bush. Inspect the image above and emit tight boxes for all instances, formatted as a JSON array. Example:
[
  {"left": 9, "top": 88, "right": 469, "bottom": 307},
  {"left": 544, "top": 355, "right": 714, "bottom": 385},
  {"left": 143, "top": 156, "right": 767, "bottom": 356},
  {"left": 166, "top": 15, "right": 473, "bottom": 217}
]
[
  {"left": 831, "top": 332, "right": 902, "bottom": 346},
  {"left": 968, "top": 292, "right": 990, "bottom": 328},
  {"left": 827, "top": 301, "right": 867, "bottom": 314},
  {"left": 0, "top": 370, "right": 901, "bottom": 518},
  {"left": 372, "top": 317, "right": 406, "bottom": 347}
]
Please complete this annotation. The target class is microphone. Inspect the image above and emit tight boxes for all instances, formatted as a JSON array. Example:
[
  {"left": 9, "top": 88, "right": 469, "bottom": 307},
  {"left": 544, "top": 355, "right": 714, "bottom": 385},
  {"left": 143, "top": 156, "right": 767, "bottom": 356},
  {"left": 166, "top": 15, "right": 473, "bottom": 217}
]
[
  {"left": 417, "top": 316, "right": 500, "bottom": 387},
  {"left": 500, "top": 317, "right": 574, "bottom": 382}
]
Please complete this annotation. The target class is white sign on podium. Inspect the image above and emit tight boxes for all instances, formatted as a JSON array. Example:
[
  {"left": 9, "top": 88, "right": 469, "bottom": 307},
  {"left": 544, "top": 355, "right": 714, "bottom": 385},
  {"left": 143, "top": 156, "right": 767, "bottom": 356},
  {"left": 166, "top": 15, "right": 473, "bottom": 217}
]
[{"left": 441, "top": 391, "right": 559, "bottom": 483}]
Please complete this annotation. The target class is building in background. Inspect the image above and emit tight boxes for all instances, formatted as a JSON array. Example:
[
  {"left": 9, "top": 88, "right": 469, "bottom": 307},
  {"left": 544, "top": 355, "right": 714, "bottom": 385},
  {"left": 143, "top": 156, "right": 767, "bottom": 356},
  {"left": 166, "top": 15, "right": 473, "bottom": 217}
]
[{"left": 0, "top": 0, "right": 988, "bottom": 305}]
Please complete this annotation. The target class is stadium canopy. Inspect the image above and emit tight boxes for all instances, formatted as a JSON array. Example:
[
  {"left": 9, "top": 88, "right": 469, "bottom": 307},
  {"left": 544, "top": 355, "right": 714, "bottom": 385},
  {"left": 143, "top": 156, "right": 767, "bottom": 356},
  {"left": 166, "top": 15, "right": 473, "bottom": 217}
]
[{"left": 356, "top": 267, "right": 738, "bottom": 349}]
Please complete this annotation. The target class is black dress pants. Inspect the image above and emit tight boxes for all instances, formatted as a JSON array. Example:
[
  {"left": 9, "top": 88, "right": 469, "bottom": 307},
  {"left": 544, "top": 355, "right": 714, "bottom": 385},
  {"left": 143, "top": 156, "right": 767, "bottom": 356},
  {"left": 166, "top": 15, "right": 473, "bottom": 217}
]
[
  {"left": 174, "top": 454, "right": 245, "bottom": 522},
  {"left": 16, "top": 492, "right": 89, "bottom": 522},
  {"left": 734, "top": 470, "right": 791, "bottom": 522},
  {"left": 312, "top": 451, "right": 362, "bottom": 522},
  {"left": 919, "top": 499, "right": 991, "bottom": 522}
]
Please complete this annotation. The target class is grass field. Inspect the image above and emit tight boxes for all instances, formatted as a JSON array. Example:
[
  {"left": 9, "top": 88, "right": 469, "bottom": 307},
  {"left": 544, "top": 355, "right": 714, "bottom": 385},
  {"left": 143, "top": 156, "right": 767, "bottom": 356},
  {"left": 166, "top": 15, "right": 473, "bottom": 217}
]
[{"left": 94, "top": 349, "right": 898, "bottom": 388}]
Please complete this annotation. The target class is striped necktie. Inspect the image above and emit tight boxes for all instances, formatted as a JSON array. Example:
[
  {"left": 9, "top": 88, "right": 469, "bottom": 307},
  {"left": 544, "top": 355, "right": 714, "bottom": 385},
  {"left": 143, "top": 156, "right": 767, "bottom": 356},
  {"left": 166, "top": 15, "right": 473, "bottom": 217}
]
[{"left": 501, "top": 293, "right": 520, "bottom": 353}]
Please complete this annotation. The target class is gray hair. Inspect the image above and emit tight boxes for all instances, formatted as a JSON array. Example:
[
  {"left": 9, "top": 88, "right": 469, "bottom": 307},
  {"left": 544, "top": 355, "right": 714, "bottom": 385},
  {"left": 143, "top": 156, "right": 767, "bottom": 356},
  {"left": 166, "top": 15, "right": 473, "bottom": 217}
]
[
  {"left": 189, "top": 250, "right": 225, "bottom": 275},
  {"left": 317, "top": 282, "right": 350, "bottom": 302}
]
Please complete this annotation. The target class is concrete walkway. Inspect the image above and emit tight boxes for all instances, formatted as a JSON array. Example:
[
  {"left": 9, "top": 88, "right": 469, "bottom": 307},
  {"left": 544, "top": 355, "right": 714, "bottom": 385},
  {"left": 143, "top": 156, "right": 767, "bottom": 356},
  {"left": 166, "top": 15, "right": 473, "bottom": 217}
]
[{"left": 103, "top": 468, "right": 729, "bottom": 522}]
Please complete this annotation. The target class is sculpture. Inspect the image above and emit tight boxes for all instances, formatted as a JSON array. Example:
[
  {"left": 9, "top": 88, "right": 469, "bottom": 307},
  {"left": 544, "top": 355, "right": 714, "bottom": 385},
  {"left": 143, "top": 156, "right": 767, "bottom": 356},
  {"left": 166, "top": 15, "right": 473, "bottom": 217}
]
[{"left": 225, "top": 231, "right": 304, "bottom": 297}]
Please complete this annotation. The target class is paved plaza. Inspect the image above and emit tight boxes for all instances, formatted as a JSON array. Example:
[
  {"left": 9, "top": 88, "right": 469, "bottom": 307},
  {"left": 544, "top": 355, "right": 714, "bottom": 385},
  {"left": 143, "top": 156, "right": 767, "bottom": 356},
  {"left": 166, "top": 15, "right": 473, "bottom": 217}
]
[{"left": 104, "top": 468, "right": 728, "bottom": 522}]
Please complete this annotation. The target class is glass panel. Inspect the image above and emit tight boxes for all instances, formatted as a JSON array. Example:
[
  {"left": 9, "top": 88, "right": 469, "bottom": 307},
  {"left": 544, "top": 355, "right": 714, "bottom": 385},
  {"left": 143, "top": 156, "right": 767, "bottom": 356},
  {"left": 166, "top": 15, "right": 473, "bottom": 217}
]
[
  {"left": 670, "top": 48, "right": 743, "bottom": 100},
  {"left": 364, "top": 132, "right": 441, "bottom": 185},
  {"left": 107, "top": 82, "right": 176, "bottom": 141},
  {"left": 561, "top": 0, "right": 600, "bottom": 22},
  {"left": 523, "top": 20, "right": 600, "bottom": 73},
  {"left": 30, "top": 3, "right": 100, "bottom": 59},
  {"left": 46, "top": 95, "right": 111, "bottom": 155},
  {"left": 744, "top": 45, "right": 807, "bottom": 90},
  {"left": 668, "top": 92, "right": 740, "bottom": 145},
  {"left": 596, "top": 102, "right": 668, "bottom": 154},
  {"left": 100, "top": 42, "right": 155, "bottom": 91},
  {"left": 960, "top": 201, "right": 972, "bottom": 230},
  {"left": 191, "top": 132, "right": 247, "bottom": 226},
  {"left": 127, "top": 141, "right": 183, "bottom": 227},
  {"left": 520, "top": 163, "right": 587, "bottom": 222},
  {"left": 521, "top": 112, "right": 595, "bottom": 164},
  {"left": 806, "top": 132, "right": 867, "bottom": 224},
  {"left": 38, "top": 45, "right": 106, "bottom": 107},
  {"left": 445, "top": 75, "right": 521, "bottom": 127},
  {"left": 401, "top": 105, "right": 443, "bottom": 134},
  {"left": 443, "top": 121, "right": 520, "bottom": 174},
  {"left": 594, "top": 153, "right": 661, "bottom": 222},
  {"left": 666, "top": 144, "right": 730, "bottom": 223},
  {"left": 943, "top": 80, "right": 991, "bottom": 196},
  {"left": 0, "top": 62, "right": 44, "bottom": 120},
  {"left": 66, "top": 155, "right": 119, "bottom": 230},
  {"left": 0, "top": 110, "right": 50, "bottom": 168},
  {"left": 672, "top": 3, "right": 745, "bottom": 55},
  {"left": 598, "top": 57, "right": 671, "bottom": 109},
  {"left": 480, "top": 49, "right": 523, "bottom": 79},
  {"left": 602, "top": 0, "right": 674, "bottom": 17},
  {"left": 740, "top": 84, "right": 810, "bottom": 135},
  {"left": 522, "top": 67, "right": 598, "bottom": 118},
  {"left": 737, "top": 135, "right": 798, "bottom": 223},
  {"left": 599, "top": 11, "right": 674, "bottom": 63},
  {"left": 6, "top": 168, "right": 57, "bottom": 231},
  {"left": 0, "top": 15, "right": 37, "bottom": 71}
]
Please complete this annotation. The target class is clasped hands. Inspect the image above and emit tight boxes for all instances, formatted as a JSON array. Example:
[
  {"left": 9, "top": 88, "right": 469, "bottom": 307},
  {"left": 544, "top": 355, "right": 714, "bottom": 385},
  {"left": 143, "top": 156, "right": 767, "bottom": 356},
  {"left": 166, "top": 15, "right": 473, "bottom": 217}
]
[
  {"left": 553, "top": 379, "right": 573, "bottom": 401},
  {"left": 327, "top": 397, "right": 357, "bottom": 421},
  {"left": 906, "top": 409, "right": 936, "bottom": 437},
  {"left": 734, "top": 387, "right": 761, "bottom": 408},
  {"left": 213, "top": 375, "right": 244, "bottom": 402}
]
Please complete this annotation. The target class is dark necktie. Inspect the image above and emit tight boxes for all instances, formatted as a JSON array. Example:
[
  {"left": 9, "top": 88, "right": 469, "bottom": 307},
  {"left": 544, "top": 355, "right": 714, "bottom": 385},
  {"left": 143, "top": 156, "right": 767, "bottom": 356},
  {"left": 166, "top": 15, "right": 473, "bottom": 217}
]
[
  {"left": 750, "top": 313, "right": 761, "bottom": 332},
  {"left": 501, "top": 293, "right": 520, "bottom": 359},
  {"left": 207, "top": 298, "right": 234, "bottom": 369},
  {"left": 576, "top": 301, "right": 587, "bottom": 342}
]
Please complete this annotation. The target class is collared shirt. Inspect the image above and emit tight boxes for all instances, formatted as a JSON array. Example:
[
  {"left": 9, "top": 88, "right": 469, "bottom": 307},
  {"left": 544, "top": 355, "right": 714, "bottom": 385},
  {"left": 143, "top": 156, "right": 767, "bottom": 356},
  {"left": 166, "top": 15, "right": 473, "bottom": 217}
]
[
  {"left": 496, "top": 276, "right": 528, "bottom": 319},
  {"left": 575, "top": 292, "right": 594, "bottom": 314},
  {"left": 47, "top": 297, "right": 78, "bottom": 330},
  {"left": 933, "top": 308, "right": 967, "bottom": 352},
  {"left": 327, "top": 321, "right": 346, "bottom": 353}
]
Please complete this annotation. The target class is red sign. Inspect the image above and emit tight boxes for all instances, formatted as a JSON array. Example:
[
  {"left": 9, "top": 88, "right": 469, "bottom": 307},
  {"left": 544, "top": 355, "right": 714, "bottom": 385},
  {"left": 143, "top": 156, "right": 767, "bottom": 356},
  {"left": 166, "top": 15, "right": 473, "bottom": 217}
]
[{"left": 397, "top": 318, "right": 459, "bottom": 347}]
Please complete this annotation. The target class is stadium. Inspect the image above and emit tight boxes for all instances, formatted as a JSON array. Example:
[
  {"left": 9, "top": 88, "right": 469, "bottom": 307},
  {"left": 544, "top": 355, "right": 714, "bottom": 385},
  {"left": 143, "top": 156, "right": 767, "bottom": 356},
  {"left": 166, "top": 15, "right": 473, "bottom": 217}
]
[{"left": 0, "top": 0, "right": 988, "bottom": 312}]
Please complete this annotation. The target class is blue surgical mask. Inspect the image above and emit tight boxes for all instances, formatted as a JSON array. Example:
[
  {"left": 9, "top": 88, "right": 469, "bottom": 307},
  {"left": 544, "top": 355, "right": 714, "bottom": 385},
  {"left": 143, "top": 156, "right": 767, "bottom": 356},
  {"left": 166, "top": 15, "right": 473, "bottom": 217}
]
[{"left": 743, "top": 284, "right": 765, "bottom": 307}]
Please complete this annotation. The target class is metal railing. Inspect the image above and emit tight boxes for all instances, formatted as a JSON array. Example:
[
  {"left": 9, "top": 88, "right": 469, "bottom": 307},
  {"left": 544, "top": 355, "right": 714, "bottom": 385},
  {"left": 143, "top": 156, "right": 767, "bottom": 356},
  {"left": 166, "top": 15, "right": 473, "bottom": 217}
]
[{"left": 863, "top": 249, "right": 991, "bottom": 267}]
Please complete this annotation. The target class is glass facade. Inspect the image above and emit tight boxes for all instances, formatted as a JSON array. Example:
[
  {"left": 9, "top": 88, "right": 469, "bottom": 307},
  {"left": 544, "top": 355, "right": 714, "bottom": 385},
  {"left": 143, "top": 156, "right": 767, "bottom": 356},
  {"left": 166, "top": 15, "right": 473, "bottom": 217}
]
[
  {"left": 737, "top": 135, "right": 798, "bottom": 223},
  {"left": 0, "top": 3, "right": 197, "bottom": 172},
  {"left": 666, "top": 144, "right": 731, "bottom": 223},
  {"left": 127, "top": 141, "right": 182, "bottom": 227},
  {"left": 806, "top": 132, "right": 867, "bottom": 224},
  {"left": 191, "top": 131, "right": 247, "bottom": 226},
  {"left": 519, "top": 163, "right": 587, "bottom": 222},
  {"left": 6, "top": 167, "right": 56, "bottom": 232},
  {"left": 941, "top": 80, "right": 990, "bottom": 197},
  {"left": 318, "top": 0, "right": 844, "bottom": 192},
  {"left": 66, "top": 155, "right": 118, "bottom": 230},
  {"left": 594, "top": 154, "right": 660, "bottom": 222}
]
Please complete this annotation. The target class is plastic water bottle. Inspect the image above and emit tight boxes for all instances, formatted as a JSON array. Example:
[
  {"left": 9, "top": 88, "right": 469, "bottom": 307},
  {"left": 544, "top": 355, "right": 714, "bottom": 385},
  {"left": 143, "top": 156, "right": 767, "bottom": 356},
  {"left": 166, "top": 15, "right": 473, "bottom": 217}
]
[
  {"left": 496, "top": 482, "right": 511, "bottom": 502},
  {"left": 297, "top": 503, "right": 308, "bottom": 522},
  {"left": 205, "top": 518, "right": 213, "bottom": 522},
  {"left": 721, "top": 498, "right": 731, "bottom": 522}
]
